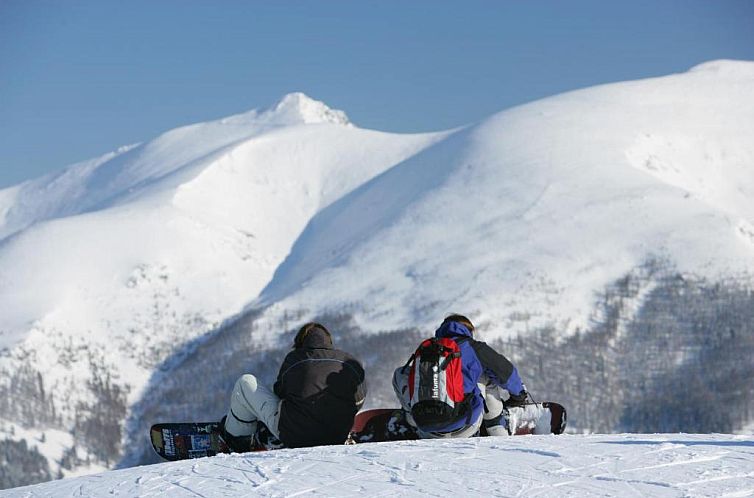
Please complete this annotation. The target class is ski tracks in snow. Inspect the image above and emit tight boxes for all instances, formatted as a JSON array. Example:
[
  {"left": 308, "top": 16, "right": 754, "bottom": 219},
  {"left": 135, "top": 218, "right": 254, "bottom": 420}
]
[
  {"left": 6, "top": 434, "right": 754, "bottom": 497},
  {"left": 535, "top": 436, "right": 754, "bottom": 497}
]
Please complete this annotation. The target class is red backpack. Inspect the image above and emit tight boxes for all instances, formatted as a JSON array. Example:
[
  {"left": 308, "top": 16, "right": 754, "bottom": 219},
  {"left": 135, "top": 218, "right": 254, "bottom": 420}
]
[{"left": 403, "top": 337, "right": 472, "bottom": 429}]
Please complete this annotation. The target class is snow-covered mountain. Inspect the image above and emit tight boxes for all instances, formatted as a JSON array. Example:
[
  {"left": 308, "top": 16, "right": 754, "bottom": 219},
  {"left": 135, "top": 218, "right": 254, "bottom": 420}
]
[
  {"left": 0, "top": 92, "right": 447, "bottom": 483},
  {"left": 10, "top": 434, "right": 754, "bottom": 497},
  {"left": 251, "top": 60, "right": 754, "bottom": 339},
  {"left": 1, "top": 61, "right": 753, "bottom": 488}
]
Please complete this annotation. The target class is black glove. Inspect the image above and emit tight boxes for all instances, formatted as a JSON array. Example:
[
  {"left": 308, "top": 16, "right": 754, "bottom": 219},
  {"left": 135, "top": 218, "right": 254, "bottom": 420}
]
[{"left": 506, "top": 390, "right": 529, "bottom": 407}]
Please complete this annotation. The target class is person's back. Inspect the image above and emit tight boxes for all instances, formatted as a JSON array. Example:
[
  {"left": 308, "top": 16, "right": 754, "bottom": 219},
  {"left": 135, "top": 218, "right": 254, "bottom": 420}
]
[
  {"left": 222, "top": 322, "right": 367, "bottom": 451},
  {"left": 274, "top": 324, "right": 367, "bottom": 447}
]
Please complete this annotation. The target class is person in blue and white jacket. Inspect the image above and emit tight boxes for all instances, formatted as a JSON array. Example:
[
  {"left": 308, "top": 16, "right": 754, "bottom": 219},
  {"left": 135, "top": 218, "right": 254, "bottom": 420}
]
[{"left": 392, "top": 314, "right": 528, "bottom": 438}]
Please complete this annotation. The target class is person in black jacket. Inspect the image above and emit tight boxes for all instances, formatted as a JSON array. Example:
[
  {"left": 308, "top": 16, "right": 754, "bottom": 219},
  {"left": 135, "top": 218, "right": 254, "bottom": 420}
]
[{"left": 222, "top": 322, "right": 367, "bottom": 451}]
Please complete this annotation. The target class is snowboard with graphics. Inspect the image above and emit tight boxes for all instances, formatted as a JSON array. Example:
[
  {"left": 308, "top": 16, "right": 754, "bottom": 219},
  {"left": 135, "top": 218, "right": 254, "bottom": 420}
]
[{"left": 150, "top": 422, "right": 230, "bottom": 461}]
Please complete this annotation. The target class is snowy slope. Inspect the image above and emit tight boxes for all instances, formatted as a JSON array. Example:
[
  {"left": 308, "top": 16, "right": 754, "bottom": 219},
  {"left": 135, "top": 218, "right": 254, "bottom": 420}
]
[
  {"left": 8, "top": 434, "right": 754, "bottom": 497},
  {"left": 0, "top": 93, "right": 351, "bottom": 241},
  {"left": 0, "top": 95, "right": 446, "bottom": 358},
  {"left": 0, "top": 94, "right": 446, "bottom": 480},
  {"left": 0, "top": 93, "right": 444, "bottom": 350},
  {"left": 251, "top": 60, "right": 754, "bottom": 340}
]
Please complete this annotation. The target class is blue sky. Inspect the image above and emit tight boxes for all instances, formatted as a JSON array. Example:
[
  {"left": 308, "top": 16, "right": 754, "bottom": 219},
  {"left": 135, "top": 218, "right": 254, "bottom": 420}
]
[{"left": 1, "top": 0, "right": 753, "bottom": 188}]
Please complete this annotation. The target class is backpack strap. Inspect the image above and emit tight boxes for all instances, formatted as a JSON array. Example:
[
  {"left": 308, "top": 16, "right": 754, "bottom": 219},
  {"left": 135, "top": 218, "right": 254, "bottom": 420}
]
[
  {"left": 402, "top": 335, "right": 470, "bottom": 372},
  {"left": 440, "top": 335, "right": 468, "bottom": 370},
  {"left": 439, "top": 350, "right": 461, "bottom": 371},
  {"left": 401, "top": 338, "right": 431, "bottom": 372}
]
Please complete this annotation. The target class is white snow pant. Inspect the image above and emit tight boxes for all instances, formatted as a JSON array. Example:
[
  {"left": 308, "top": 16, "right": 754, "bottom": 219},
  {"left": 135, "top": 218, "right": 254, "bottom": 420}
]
[
  {"left": 224, "top": 374, "right": 282, "bottom": 439},
  {"left": 481, "top": 381, "right": 510, "bottom": 437},
  {"left": 392, "top": 367, "right": 507, "bottom": 438}
]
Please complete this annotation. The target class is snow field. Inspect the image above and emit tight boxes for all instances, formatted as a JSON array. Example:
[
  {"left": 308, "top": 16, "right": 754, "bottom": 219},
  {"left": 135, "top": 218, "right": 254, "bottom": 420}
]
[{"left": 7, "top": 434, "right": 754, "bottom": 497}]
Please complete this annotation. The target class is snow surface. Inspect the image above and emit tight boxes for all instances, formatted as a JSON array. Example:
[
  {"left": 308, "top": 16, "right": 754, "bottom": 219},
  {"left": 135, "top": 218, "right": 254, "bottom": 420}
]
[{"left": 6, "top": 434, "right": 754, "bottom": 497}]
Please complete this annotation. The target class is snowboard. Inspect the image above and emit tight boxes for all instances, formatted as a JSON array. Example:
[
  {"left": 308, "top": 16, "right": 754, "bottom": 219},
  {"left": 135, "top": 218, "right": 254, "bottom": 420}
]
[
  {"left": 150, "top": 419, "right": 285, "bottom": 461},
  {"left": 350, "top": 402, "right": 567, "bottom": 443},
  {"left": 499, "top": 401, "right": 567, "bottom": 436},
  {"left": 150, "top": 422, "right": 231, "bottom": 461},
  {"left": 149, "top": 413, "right": 397, "bottom": 461},
  {"left": 151, "top": 402, "right": 566, "bottom": 461}
]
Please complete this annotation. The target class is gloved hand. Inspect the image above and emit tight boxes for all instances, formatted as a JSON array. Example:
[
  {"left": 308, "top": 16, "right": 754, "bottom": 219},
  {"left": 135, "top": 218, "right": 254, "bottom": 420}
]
[{"left": 505, "top": 390, "right": 529, "bottom": 407}]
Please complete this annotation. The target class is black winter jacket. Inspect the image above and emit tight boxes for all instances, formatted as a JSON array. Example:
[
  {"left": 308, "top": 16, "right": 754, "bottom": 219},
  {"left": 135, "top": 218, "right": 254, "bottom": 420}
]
[{"left": 273, "top": 329, "right": 367, "bottom": 448}]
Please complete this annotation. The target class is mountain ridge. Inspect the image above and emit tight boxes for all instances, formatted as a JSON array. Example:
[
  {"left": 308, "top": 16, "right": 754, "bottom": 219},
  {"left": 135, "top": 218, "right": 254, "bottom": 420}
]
[
  {"left": 248, "top": 60, "right": 754, "bottom": 339},
  {"left": 0, "top": 93, "right": 353, "bottom": 241}
]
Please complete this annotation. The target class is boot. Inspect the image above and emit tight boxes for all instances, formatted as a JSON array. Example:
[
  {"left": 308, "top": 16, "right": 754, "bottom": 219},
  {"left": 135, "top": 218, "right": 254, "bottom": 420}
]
[
  {"left": 482, "top": 409, "right": 511, "bottom": 437},
  {"left": 218, "top": 415, "right": 253, "bottom": 453},
  {"left": 254, "top": 422, "right": 284, "bottom": 450}
]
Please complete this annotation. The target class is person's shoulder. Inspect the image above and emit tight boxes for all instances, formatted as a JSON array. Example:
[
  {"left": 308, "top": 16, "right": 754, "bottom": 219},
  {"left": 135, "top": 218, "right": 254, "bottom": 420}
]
[
  {"left": 333, "top": 349, "right": 365, "bottom": 367},
  {"left": 285, "top": 347, "right": 305, "bottom": 359},
  {"left": 465, "top": 337, "right": 488, "bottom": 349},
  {"left": 280, "top": 348, "right": 304, "bottom": 368},
  {"left": 305, "top": 346, "right": 358, "bottom": 362},
  {"left": 334, "top": 348, "right": 360, "bottom": 360},
  {"left": 277, "top": 348, "right": 307, "bottom": 380},
  {"left": 465, "top": 339, "right": 502, "bottom": 357}
]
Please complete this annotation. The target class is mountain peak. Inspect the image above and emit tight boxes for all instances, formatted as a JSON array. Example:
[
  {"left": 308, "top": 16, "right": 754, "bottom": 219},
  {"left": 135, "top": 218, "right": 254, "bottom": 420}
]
[
  {"left": 223, "top": 92, "right": 351, "bottom": 127},
  {"left": 270, "top": 92, "right": 351, "bottom": 125}
]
